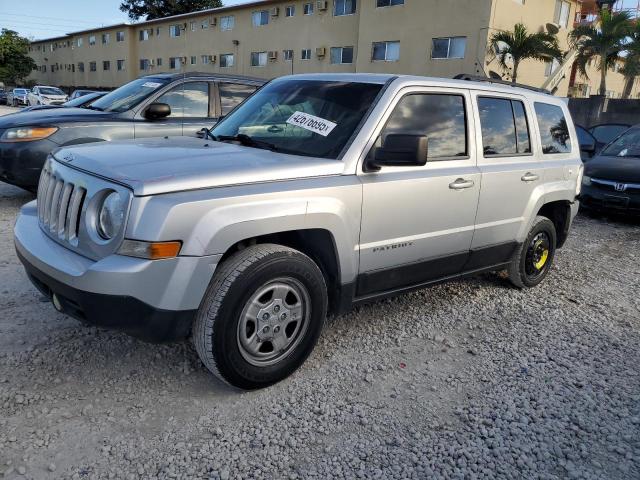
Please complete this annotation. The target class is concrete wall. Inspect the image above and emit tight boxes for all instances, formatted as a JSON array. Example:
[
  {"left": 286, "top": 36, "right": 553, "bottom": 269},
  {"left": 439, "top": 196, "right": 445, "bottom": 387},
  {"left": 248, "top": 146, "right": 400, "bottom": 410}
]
[{"left": 568, "top": 97, "right": 640, "bottom": 127}]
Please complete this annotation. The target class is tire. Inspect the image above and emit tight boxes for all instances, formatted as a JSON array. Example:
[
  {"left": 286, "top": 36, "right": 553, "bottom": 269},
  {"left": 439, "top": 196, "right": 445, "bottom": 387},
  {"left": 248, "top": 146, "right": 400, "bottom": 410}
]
[
  {"left": 507, "top": 216, "right": 557, "bottom": 289},
  {"left": 193, "top": 244, "right": 328, "bottom": 390}
]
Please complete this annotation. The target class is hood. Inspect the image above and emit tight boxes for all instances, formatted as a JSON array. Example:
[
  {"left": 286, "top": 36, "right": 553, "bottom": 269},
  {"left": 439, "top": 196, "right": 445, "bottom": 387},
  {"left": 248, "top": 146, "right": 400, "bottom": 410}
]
[
  {"left": 53, "top": 136, "right": 345, "bottom": 196},
  {"left": 585, "top": 155, "right": 640, "bottom": 184},
  {"left": 0, "top": 107, "right": 112, "bottom": 128}
]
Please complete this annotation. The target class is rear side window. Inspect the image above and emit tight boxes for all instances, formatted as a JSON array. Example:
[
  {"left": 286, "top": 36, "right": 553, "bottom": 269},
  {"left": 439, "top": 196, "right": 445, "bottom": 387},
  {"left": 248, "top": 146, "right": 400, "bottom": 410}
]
[
  {"left": 534, "top": 102, "right": 571, "bottom": 154},
  {"left": 219, "top": 83, "right": 258, "bottom": 116},
  {"left": 381, "top": 93, "right": 467, "bottom": 159},
  {"left": 478, "top": 97, "right": 531, "bottom": 156}
]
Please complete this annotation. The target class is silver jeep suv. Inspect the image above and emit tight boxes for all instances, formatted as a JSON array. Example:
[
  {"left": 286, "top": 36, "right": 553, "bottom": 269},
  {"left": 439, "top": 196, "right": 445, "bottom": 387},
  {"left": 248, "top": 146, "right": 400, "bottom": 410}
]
[{"left": 14, "top": 74, "right": 583, "bottom": 390}]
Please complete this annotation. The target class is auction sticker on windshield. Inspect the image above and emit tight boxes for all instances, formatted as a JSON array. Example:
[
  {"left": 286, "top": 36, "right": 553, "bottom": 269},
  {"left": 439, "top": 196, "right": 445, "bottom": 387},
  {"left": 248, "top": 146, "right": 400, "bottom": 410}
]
[
  {"left": 142, "top": 82, "right": 163, "bottom": 89},
  {"left": 286, "top": 112, "right": 337, "bottom": 137}
]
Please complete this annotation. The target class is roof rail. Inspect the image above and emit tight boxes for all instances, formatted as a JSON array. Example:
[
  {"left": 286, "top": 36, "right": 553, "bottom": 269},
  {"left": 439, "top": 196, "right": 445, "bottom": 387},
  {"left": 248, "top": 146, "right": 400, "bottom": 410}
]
[{"left": 453, "top": 74, "right": 550, "bottom": 95}]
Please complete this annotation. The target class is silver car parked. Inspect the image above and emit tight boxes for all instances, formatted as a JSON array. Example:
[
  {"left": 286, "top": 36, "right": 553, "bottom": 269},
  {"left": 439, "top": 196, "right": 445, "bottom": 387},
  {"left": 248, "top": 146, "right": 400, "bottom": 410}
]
[{"left": 14, "top": 74, "right": 583, "bottom": 390}]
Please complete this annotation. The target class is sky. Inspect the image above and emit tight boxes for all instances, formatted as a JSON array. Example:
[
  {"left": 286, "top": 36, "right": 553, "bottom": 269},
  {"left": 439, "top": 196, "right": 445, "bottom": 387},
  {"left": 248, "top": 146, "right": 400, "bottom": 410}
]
[{"left": 1, "top": 0, "right": 639, "bottom": 41}]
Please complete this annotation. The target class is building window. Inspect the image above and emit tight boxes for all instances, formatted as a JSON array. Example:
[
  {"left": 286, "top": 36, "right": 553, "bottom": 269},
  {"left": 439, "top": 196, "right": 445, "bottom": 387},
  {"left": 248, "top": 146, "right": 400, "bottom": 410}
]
[
  {"left": 89, "top": 35, "right": 96, "bottom": 46},
  {"left": 252, "top": 10, "right": 269, "bottom": 26},
  {"left": 220, "top": 53, "right": 234, "bottom": 68},
  {"left": 156, "top": 27, "right": 161, "bottom": 36},
  {"left": 139, "top": 29, "right": 150, "bottom": 41},
  {"left": 372, "top": 41, "right": 400, "bottom": 61},
  {"left": 220, "top": 15, "right": 235, "bottom": 31},
  {"left": 251, "top": 51, "right": 267, "bottom": 67},
  {"left": 191, "top": 56, "right": 197, "bottom": 65},
  {"left": 431, "top": 37, "right": 467, "bottom": 59},
  {"left": 170, "top": 57, "right": 182, "bottom": 69},
  {"left": 140, "top": 59, "right": 149, "bottom": 70},
  {"left": 77, "top": 37, "right": 83, "bottom": 47},
  {"left": 89, "top": 61, "right": 97, "bottom": 72},
  {"left": 334, "top": 0, "right": 356, "bottom": 16},
  {"left": 170, "top": 25, "right": 181, "bottom": 37},
  {"left": 116, "top": 31, "right": 125, "bottom": 42},
  {"left": 190, "top": 21, "right": 196, "bottom": 31},
  {"left": 478, "top": 97, "right": 531, "bottom": 156},
  {"left": 202, "top": 19, "right": 209, "bottom": 29},
  {"left": 376, "top": 0, "right": 403, "bottom": 6},
  {"left": 303, "top": 3, "right": 314, "bottom": 14},
  {"left": 554, "top": 0, "right": 571, "bottom": 28},
  {"left": 103, "top": 60, "right": 110, "bottom": 71},
  {"left": 201, "top": 55, "right": 210, "bottom": 64},
  {"left": 535, "top": 102, "right": 571, "bottom": 154},
  {"left": 301, "top": 48, "right": 312, "bottom": 60},
  {"left": 330, "top": 46, "right": 354, "bottom": 64},
  {"left": 283, "top": 49, "right": 294, "bottom": 61},
  {"left": 286, "top": 5, "right": 295, "bottom": 16},
  {"left": 117, "top": 59, "right": 125, "bottom": 71},
  {"left": 382, "top": 94, "right": 468, "bottom": 159},
  {"left": 157, "top": 57, "right": 163, "bottom": 66},
  {"left": 102, "top": 33, "right": 110, "bottom": 45},
  {"left": 78, "top": 62, "right": 84, "bottom": 72},
  {"left": 544, "top": 58, "right": 561, "bottom": 77}
]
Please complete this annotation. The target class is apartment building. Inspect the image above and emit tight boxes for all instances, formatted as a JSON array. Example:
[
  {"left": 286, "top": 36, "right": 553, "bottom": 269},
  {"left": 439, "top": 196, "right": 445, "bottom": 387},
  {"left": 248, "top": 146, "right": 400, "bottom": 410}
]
[{"left": 26, "top": 0, "right": 638, "bottom": 97}]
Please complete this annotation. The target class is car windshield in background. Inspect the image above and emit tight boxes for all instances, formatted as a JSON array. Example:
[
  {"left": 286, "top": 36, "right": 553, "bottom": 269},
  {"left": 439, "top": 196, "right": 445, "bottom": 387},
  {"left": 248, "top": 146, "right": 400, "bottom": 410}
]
[
  {"left": 15, "top": 89, "right": 28, "bottom": 95},
  {"left": 210, "top": 80, "right": 383, "bottom": 159},
  {"left": 40, "top": 87, "right": 64, "bottom": 95},
  {"left": 590, "top": 124, "right": 629, "bottom": 145},
  {"left": 601, "top": 128, "right": 640, "bottom": 158},
  {"left": 89, "top": 77, "right": 170, "bottom": 113}
]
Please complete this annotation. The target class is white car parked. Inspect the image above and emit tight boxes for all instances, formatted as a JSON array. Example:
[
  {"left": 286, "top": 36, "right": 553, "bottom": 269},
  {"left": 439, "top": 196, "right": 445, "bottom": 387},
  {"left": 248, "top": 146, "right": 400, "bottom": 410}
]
[{"left": 28, "top": 86, "right": 68, "bottom": 106}]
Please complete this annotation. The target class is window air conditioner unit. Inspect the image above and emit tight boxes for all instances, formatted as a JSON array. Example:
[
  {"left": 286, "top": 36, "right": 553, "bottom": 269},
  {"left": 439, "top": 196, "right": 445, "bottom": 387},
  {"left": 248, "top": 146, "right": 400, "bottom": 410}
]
[
  {"left": 180, "top": 56, "right": 187, "bottom": 63},
  {"left": 268, "top": 50, "right": 278, "bottom": 60},
  {"left": 271, "top": 7, "right": 280, "bottom": 16},
  {"left": 317, "top": 1, "right": 328, "bottom": 10},
  {"left": 211, "top": 17, "right": 217, "bottom": 26},
  {"left": 316, "top": 47, "right": 326, "bottom": 57},
  {"left": 149, "top": 59, "right": 155, "bottom": 66},
  {"left": 209, "top": 55, "right": 217, "bottom": 63}
]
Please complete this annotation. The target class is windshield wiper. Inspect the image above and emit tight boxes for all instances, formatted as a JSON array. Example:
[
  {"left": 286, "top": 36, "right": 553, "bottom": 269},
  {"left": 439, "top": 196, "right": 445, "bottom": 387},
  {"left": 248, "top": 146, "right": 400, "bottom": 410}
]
[{"left": 214, "top": 133, "right": 278, "bottom": 152}]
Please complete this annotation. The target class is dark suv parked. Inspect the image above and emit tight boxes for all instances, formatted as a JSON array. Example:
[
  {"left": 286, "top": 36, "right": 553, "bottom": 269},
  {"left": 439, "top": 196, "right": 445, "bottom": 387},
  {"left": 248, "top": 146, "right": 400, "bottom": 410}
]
[{"left": 0, "top": 73, "right": 264, "bottom": 191}]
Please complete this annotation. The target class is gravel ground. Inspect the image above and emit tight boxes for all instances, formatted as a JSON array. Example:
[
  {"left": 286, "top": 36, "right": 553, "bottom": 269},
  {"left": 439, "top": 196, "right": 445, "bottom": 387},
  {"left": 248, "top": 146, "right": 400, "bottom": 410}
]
[{"left": 1, "top": 179, "right": 639, "bottom": 480}]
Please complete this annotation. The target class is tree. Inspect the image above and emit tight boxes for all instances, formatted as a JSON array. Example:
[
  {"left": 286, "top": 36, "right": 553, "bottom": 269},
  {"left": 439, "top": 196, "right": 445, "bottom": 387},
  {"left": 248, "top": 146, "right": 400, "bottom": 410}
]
[
  {"left": 621, "top": 21, "right": 640, "bottom": 99},
  {"left": 120, "top": 0, "right": 224, "bottom": 21},
  {"left": 489, "top": 23, "right": 564, "bottom": 83},
  {"left": 570, "top": 9, "right": 633, "bottom": 96},
  {"left": 0, "top": 29, "right": 36, "bottom": 86}
]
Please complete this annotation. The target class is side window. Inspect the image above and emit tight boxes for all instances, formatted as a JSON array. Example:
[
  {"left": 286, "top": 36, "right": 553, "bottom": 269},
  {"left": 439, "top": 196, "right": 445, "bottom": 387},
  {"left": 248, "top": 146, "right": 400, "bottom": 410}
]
[
  {"left": 478, "top": 97, "right": 531, "bottom": 156},
  {"left": 534, "top": 102, "right": 571, "bottom": 154},
  {"left": 219, "top": 83, "right": 258, "bottom": 116},
  {"left": 380, "top": 93, "right": 467, "bottom": 159},
  {"left": 156, "top": 82, "right": 209, "bottom": 118}
]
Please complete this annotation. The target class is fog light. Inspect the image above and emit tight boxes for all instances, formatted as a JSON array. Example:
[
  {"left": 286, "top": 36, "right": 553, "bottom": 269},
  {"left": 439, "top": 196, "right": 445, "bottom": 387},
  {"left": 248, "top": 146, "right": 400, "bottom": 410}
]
[{"left": 52, "top": 294, "right": 63, "bottom": 312}]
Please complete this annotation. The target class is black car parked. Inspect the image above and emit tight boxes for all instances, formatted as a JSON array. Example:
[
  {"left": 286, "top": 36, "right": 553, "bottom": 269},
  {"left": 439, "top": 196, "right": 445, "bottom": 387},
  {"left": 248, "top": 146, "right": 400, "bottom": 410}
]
[
  {"left": 0, "top": 73, "right": 264, "bottom": 191},
  {"left": 581, "top": 125, "right": 640, "bottom": 215},
  {"left": 0, "top": 89, "right": 7, "bottom": 106}
]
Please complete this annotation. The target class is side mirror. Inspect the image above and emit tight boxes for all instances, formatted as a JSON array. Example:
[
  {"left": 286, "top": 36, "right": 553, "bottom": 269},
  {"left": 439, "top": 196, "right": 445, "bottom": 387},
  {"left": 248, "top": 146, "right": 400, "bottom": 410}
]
[
  {"left": 367, "top": 134, "right": 429, "bottom": 171},
  {"left": 144, "top": 102, "right": 171, "bottom": 120}
]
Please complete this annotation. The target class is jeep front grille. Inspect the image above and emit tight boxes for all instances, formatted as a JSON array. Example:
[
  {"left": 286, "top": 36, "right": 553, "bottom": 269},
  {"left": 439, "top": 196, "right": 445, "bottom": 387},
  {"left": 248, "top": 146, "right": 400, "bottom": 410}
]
[{"left": 37, "top": 164, "right": 86, "bottom": 246}]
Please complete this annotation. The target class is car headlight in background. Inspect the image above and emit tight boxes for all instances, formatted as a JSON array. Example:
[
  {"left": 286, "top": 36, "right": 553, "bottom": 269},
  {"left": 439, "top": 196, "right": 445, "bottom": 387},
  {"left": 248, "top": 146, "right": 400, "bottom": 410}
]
[
  {"left": 97, "top": 191, "right": 125, "bottom": 240},
  {"left": 0, "top": 127, "right": 58, "bottom": 142}
]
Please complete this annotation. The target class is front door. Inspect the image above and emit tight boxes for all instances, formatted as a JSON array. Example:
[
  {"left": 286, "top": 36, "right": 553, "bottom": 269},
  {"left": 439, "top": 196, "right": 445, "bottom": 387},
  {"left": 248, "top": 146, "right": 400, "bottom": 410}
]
[{"left": 358, "top": 88, "right": 481, "bottom": 297}]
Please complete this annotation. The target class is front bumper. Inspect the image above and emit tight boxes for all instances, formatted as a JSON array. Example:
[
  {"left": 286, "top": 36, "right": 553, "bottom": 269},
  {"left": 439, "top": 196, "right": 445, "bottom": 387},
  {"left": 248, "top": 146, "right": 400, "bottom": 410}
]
[
  {"left": 0, "top": 138, "right": 58, "bottom": 190},
  {"left": 580, "top": 183, "right": 640, "bottom": 215},
  {"left": 14, "top": 201, "right": 222, "bottom": 342}
]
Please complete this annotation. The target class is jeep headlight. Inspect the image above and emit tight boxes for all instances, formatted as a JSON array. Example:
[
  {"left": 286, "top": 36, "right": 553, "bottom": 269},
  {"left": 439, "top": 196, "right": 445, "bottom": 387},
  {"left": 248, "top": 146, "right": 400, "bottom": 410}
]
[
  {"left": 97, "top": 191, "right": 124, "bottom": 240},
  {"left": 0, "top": 127, "right": 58, "bottom": 142}
]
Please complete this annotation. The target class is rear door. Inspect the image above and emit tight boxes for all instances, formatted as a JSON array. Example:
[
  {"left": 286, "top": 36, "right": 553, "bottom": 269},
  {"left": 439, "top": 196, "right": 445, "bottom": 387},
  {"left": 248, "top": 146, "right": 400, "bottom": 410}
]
[{"left": 471, "top": 92, "right": 543, "bottom": 258}]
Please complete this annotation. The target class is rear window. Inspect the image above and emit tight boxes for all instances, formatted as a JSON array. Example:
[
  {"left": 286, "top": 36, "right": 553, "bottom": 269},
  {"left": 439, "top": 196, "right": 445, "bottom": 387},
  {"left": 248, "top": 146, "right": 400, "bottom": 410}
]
[
  {"left": 534, "top": 102, "right": 571, "bottom": 154},
  {"left": 478, "top": 97, "right": 531, "bottom": 156}
]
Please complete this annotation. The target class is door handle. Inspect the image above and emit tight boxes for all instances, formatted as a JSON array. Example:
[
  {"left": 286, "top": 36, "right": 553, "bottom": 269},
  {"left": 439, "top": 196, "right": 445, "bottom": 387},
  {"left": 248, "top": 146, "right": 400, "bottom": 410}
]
[
  {"left": 449, "top": 178, "right": 475, "bottom": 190},
  {"left": 521, "top": 172, "right": 540, "bottom": 182}
]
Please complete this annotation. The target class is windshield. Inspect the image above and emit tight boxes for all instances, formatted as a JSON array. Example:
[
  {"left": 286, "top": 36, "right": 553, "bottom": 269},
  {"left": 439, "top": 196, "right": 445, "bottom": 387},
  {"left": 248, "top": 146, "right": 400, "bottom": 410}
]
[
  {"left": 601, "top": 128, "right": 640, "bottom": 158},
  {"left": 90, "top": 77, "right": 170, "bottom": 113},
  {"left": 15, "top": 89, "right": 28, "bottom": 95},
  {"left": 210, "top": 80, "right": 383, "bottom": 159},
  {"left": 40, "top": 87, "right": 64, "bottom": 96},
  {"left": 64, "top": 92, "right": 103, "bottom": 107},
  {"left": 590, "top": 124, "right": 629, "bottom": 145}
]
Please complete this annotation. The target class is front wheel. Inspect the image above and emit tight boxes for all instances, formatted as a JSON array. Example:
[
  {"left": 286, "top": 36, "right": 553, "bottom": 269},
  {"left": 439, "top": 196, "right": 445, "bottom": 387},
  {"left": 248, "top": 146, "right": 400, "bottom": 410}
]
[
  {"left": 193, "top": 244, "right": 328, "bottom": 390},
  {"left": 507, "top": 216, "right": 557, "bottom": 288}
]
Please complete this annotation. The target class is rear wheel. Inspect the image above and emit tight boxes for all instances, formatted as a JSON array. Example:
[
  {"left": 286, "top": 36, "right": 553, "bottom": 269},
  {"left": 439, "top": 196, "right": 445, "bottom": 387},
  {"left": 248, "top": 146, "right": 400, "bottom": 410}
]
[
  {"left": 508, "top": 216, "right": 557, "bottom": 288},
  {"left": 193, "top": 244, "right": 327, "bottom": 390}
]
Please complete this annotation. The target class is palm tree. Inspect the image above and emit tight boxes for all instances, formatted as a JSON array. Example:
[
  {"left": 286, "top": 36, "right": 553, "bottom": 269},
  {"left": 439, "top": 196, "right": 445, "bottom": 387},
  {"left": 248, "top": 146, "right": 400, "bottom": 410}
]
[
  {"left": 570, "top": 9, "right": 633, "bottom": 96},
  {"left": 489, "top": 23, "right": 564, "bottom": 84},
  {"left": 621, "top": 21, "right": 640, "bottom": 99}
]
